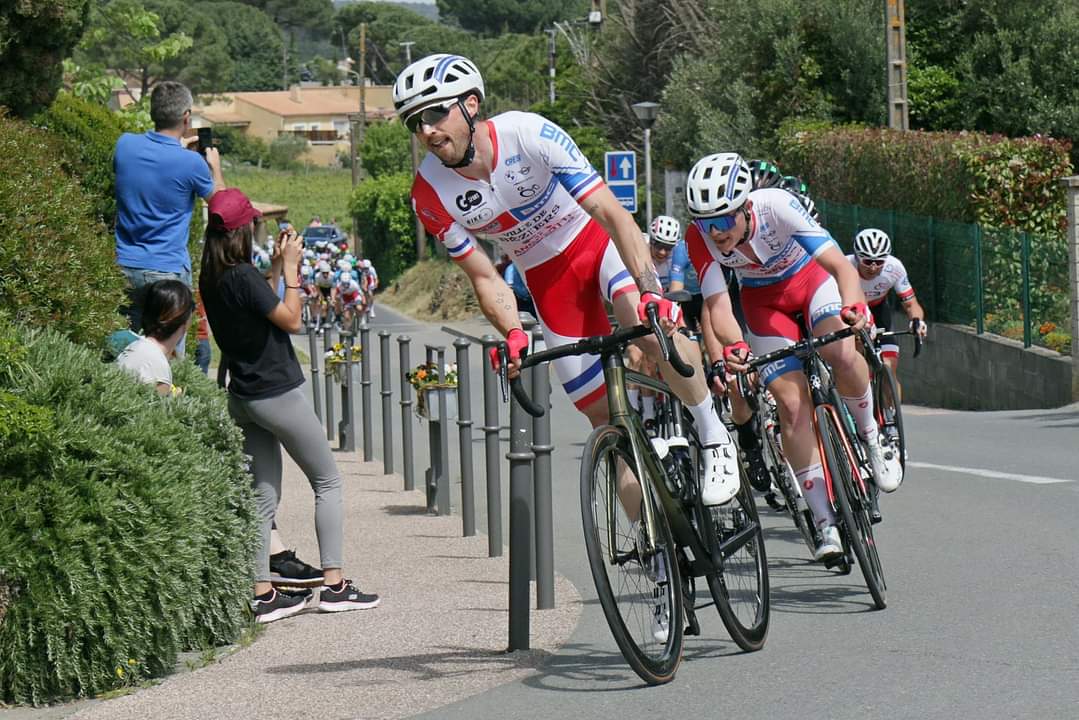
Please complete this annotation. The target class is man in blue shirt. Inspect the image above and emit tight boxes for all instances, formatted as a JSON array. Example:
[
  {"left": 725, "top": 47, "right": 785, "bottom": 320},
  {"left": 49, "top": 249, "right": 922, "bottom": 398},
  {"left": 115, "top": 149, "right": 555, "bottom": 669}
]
[{"left": 114, "top": 81, "right": 224, "bottom": 355}]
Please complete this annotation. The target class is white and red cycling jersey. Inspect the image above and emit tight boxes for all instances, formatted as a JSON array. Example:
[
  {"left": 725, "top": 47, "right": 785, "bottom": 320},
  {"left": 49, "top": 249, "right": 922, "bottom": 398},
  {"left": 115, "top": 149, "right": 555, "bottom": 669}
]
[
  {"left": 411, "top": 111, "right": 636, "bottom": 409},
  {"left": 845, "top": 254, "right": 915, "bottom": 308},
  {"left": 687, "top": 188, "right": 845, "bottom": 385}
]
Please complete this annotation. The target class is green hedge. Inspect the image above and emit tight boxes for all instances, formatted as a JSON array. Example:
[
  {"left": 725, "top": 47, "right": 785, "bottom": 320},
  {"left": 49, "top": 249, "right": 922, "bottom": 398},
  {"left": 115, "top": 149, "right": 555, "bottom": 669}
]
[
  {"left": 775, "top": 123, "right": 1072, "bottom": 232},
  {"left": 0, "top": 319, "right": 258, "bottom": 705},
  {"left": 33, "top": 92, "right": 127, "bottom": 228},
  {"left": 349, "top": 171, "right": 417, "bottom": 287},
  {"left": 0, "top": 113, "right": 125, "bottom": 347}
]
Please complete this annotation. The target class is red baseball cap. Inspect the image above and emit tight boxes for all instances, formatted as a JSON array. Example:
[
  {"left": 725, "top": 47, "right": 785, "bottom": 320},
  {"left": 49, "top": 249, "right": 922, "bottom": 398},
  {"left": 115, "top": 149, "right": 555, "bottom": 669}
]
[{"left": 207, "top": 188, "right": 261, "bottom": 231}]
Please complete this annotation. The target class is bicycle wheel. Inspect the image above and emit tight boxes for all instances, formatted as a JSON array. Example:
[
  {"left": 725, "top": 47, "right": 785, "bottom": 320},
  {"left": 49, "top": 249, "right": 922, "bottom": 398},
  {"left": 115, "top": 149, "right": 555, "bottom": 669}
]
[
  {"left": 581, "top": 425, "right": 684, "bottom": 685},
  {"left": 873, "top": 365, "right": 905, "bottom": 470},
  {"left": 815, "top": 406, "right": 887, "bottom": 609},
  {"left": 702, "top": 480, "right": 770, "bottom": 651}
]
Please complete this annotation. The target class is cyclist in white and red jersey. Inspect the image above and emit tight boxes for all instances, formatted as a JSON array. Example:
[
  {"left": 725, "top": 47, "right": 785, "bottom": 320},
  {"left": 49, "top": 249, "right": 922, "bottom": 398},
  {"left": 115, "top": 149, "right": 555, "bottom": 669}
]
[
  {"left": 684, "top": 152, "right": 903, "bottom": 561},
  {"left": 847, "top": 228, "right": 927, "bottom": 380},
  {"left": 396, "top": 53, "right": 739, "bottom": 510}
]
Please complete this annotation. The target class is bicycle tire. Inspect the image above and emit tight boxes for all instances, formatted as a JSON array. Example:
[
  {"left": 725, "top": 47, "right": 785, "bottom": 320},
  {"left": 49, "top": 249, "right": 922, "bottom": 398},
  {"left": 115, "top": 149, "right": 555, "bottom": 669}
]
[
  {"left": 581, "top": 425, "right": 685, "bottom": 684},
  {"left": 760, "top": 420, "right": 817, "bottom": 554},
  {"left": 874, "top": 364, "right": 905, "bottom": 471},
  {"left": 702, "top": 482, "right": 770, "bottom": 651},
  {"left": 815, "top": 405, "right": 887, "bottom": 609}
]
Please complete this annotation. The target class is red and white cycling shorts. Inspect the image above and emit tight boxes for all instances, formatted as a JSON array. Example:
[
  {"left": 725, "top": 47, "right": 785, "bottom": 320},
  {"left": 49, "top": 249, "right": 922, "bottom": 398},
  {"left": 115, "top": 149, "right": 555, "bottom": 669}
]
[
  {"left": 523, "top": 220, "right": 637, "bottom": 410},
  {"left": 740, "top": 262, "right": 843, "bottom": 386}
]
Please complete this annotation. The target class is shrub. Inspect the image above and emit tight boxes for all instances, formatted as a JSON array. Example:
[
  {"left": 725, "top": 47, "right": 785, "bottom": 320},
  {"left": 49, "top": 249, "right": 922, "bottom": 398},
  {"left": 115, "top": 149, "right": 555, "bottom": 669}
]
[
  {"left": 33, "top": 92, "right": 126, "bottom": 227},
  {"left": 267, "top": 133, "right": 308, "bottom": 170},
  {"left": 349, "top": 172, "right": 416, "bottom": 286},
  {"left": 214, "top": 125, "right": 269, "bottom": 168},
  {"left": 0, "top": 319, "right": 258, "bottom": 705},
  {"left": 0, "top": 113, "right": 125, "bottom": 346}
]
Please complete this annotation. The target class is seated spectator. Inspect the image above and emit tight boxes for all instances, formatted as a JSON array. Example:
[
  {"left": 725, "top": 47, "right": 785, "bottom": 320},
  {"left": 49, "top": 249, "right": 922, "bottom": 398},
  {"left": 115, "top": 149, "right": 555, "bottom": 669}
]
[
  {"left": 116, "top": 279, "right": 193, "bottom": 396},
  {"left": 199, "top": 188, "right": 380, "bottom": 623}
]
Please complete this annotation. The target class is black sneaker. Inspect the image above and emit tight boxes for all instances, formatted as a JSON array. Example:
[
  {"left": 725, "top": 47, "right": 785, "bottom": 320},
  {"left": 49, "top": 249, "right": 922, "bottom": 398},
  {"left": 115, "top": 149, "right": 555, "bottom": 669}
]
[
  {"left": 742, "top": 446, "right": 772, "bottom": 493},
  {"left": 319, "top": 580, "right": 381, "bottom": 612},
  {"left": 252, "top": 587, "right": 308, "bottom": 624},
  {"left": 270, "top": 549, "right": 324, "bottom": 587}
]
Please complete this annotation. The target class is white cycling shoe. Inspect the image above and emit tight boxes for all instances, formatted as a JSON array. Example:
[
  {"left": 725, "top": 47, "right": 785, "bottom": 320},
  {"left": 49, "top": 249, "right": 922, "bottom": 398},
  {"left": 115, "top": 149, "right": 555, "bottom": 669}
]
[
  {"left": 700, "top": 441, "right": 740, "bottom": 506},
  {"left": 813, "top": 524, "right": 843, "bottom": 561},
  {"left": 866, "top": 434, "right": 903, "bottom": 492}
]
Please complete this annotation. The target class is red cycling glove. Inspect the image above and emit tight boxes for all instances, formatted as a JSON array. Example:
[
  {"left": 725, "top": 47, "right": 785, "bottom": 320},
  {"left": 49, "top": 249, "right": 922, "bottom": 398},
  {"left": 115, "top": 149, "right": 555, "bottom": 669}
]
[
  {"left": 723, "top": 340, "right": 750, "bottom": 363},
  {"left": 636, "top": 291, "right": 681, "bottom": 325},
  {"left": 841, "top": 302, "right": 871, "bottom": 326},
  {"left": 489, "top": 327, "right": 529, "bottom": 371}
]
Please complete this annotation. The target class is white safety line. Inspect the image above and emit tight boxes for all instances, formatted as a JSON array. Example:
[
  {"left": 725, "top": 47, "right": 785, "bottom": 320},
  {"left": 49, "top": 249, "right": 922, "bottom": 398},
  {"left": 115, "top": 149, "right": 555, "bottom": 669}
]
[{"left": 908, "top": 461, "right": 1074, "bottom": 485}]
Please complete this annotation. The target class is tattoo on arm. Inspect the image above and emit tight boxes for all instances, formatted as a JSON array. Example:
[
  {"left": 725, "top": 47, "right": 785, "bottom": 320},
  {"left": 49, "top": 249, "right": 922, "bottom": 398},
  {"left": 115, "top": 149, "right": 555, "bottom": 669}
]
[{"left": 635, "top": 272, "right": 662, "bottom": 296}]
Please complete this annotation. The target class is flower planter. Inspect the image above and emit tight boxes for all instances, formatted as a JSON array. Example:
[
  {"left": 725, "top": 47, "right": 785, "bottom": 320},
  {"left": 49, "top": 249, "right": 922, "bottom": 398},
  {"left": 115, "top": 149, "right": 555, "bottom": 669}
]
[
  {"left": 416, "top": 385, "right": 458, "bottom": 421},
  {"left": 327, "top": 360, "right": 348, "bottom": 384}
]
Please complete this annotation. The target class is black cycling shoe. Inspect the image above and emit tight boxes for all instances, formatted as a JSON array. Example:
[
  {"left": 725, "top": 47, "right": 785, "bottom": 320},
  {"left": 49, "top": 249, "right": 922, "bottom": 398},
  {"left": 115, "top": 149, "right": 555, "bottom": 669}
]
[
  {"left": 763, "top": 491, "right": 786, "bottom": 512},
  {"left": 741, "top": 446, "right": 771, "bottom": 493}
]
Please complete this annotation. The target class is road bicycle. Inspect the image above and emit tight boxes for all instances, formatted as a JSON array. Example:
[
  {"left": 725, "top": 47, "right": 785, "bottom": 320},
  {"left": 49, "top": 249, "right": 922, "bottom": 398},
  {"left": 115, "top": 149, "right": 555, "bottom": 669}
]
[
  {"left": 744, "top": 321, "right": 888, "bottom": 608},
  {"left": 866, "top": 317, "right": 924, "bottom": 472},
  {"left": 503, "top": 307, "right": 769, "bottom": 685}
]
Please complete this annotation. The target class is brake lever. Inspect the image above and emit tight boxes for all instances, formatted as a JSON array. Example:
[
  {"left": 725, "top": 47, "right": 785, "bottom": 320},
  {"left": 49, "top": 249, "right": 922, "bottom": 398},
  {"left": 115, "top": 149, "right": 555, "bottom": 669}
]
[{"left": 497, "top": 345, "right": 509, "bottom": 402}]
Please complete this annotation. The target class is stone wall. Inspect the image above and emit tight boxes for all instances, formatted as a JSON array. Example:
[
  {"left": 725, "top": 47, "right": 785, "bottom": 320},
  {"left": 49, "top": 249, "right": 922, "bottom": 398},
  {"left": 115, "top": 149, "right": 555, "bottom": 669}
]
[{"left": 896, "top": 323, "right": 1072, "bottom": 410}]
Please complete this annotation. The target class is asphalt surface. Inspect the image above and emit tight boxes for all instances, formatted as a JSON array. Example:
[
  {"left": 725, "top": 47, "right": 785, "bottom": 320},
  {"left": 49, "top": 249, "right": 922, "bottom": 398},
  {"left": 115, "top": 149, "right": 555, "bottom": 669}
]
[{"left": 9, "top": 302, "right": 1078, "bottom": 719}]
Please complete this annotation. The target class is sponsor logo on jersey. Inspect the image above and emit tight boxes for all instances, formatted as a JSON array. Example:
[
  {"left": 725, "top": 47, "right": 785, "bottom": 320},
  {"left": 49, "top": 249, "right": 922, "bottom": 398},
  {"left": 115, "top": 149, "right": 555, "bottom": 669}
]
[
  {"left": 455, "top": 190, "right": 484, "bottom": 212},
  {"left": 504, "top": 153, "right": 522, "bottom": 166},
  {"left": 539, "top": 123, "right": 580, "bottom": 161}
]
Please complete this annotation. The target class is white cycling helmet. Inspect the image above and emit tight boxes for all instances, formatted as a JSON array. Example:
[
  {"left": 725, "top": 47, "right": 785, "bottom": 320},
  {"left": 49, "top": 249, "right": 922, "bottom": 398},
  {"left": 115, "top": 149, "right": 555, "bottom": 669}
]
[
  {"left": 318, "top": 260, "right": 331, "bottom": 273},
  {"left": 339, "top": 275, "right": 355, "bottom": 288},
  {"left": 649, "top": 215, "right": 681, "bottom": 246},
  {"left": 393, "top": 54, "right": 485, "bottom": 119},
  {"left": 362, "top": 259, "right": 372, "bottom": 269},
  {"left": 685, "top": 152, "right": 753, "bottom": 217},
  {"left": 854, "top": 228, "right": 891, "bottom": 259},
  {"left": 337, "top": 258, "right": 351, "bottom": 271}
]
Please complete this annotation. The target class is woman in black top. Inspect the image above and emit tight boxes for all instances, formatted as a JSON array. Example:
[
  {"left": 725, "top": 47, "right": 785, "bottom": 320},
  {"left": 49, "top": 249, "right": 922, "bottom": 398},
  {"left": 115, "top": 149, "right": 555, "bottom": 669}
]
[{"left": 199, "top": 188, "right": 379, "bottom": 624}]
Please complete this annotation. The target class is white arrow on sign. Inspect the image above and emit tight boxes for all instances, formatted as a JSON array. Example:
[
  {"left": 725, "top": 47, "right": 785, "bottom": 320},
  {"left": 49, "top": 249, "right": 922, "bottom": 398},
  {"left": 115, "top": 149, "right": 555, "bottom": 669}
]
[{"left": 620, "top": 158, "right": 632, "bottom": 178}]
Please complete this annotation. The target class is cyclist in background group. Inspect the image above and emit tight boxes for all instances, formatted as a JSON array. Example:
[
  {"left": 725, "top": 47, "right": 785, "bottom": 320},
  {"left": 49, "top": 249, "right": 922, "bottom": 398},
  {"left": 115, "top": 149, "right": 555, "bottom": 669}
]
[
  {"left": 312, "top": 260, "right": 335, "bottom": 331},
  {"left": 848, "top": 228, "right": 928, "bottom": 392},
  {"left": 685, "top": 152, "right": 904, "bottom": 562},
  {"left": 360, "top": 259, "right": 378, "bottom": 319}
]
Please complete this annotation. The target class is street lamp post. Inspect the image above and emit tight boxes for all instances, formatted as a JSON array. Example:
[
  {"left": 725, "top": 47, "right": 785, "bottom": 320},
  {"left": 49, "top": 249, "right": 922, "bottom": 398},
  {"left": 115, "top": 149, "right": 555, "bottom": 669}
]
[{"left": 631, "top": 101, "right": 660, "bottom": 229}]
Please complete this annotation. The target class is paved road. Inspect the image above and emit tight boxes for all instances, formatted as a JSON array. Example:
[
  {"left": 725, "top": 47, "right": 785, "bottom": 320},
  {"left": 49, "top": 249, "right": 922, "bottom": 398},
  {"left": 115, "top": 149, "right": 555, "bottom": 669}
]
[{"left": 308, "top": 305, "right": 1079, "bottom": 720}]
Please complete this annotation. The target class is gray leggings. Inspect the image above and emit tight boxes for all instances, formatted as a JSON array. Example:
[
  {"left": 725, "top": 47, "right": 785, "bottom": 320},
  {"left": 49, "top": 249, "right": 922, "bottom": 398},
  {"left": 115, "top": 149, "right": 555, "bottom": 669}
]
[{"left": 228, "top": 387, "right": 344, "bottom": 582}]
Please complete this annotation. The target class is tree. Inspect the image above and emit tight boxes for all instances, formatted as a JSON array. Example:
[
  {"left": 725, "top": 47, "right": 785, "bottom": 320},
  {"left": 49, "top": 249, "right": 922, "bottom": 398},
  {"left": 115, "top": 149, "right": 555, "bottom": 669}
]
[
  {"left": 0, "top": 0, "right": 93, "bottom": 118},
  {"left": 195, "top": 1, "right": 283, "bottom": 91},
  {"left": 361, "top": 121, "right": 412, "bottom": 178},
  {"left": 436, "top": 0, "right": 584, "bottom": 36},
  {"left": 235, "top": 0, "right": 333, "bottom": 88}
]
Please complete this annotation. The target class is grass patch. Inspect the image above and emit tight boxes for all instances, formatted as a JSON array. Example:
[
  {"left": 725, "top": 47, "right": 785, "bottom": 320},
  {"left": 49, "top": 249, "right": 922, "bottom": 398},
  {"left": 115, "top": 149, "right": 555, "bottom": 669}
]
[
  {"left": 378, "top": 259, "right": 482, "bottom": 322},
  {"left": 228, "top": 167, "right": 354, "bottom": 236}
]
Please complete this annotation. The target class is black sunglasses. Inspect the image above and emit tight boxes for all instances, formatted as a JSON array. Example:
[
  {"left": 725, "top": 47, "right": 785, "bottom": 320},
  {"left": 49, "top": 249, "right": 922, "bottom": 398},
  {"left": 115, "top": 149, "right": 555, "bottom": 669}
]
[
  {"left": 404, "top": 99, "right": 458, "bottom": 134},
  {"left": 859, "top": 258, "right": 885, "bottom": 267}
]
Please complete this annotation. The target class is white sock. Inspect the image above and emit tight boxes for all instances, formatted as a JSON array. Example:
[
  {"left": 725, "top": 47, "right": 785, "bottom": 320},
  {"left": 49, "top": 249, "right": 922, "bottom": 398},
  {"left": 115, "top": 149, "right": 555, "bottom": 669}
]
[
  {"left": 627, "top": 388, "right": 640, "bottom": 413},
  {"left": 686, "top": 396, "right": 731, "bottom": 448},
  {"left": 642, "top": 395, "right": 656, "bottom": 421},
  {"left": 842, "top": 385, "right": 879, "bottom": 442},
  {"left": 795, "top": 463, "right": 834, "bottom": 527}
]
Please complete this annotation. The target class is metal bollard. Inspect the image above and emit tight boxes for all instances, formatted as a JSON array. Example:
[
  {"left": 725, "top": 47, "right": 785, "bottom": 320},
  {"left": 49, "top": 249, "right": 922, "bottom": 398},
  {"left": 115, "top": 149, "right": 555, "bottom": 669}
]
[
  {"left": 481, "top": 335, "right": 503, "bottom": 557},
  {"left": 454, "top": 338, "right": 476, "bottom": 537},
  {"left": 337, "top": 330, "right": 356, "bottom": 452},
  {"left": 398, "top": 336, "right": 415, "bottom": 491},
  {"left": 379, "top": 332, "right": 394, "bottom": 475},
  {"left": 519, "top": 314, "right": 537, "bottom": 582},
  {"left": 308, "top": 322, "right": 322, "bottom": 422},
  {"left": 531, "top": 327, "right": 554, "bottom": 610},
  {"left": 435, "top": 346, "right": 451, "bottom": 515},
  {"left": 425, "top": 345, "right": 440, "bottom": 513},
  {"left": 507, "top": 381, "right": 535, "bottom": 651},
  {"left": 323, "top": 324, "right": 335, "bottom": 442},
  {"left": 359, "top": 325, "right": 373, "bottom": 461}
]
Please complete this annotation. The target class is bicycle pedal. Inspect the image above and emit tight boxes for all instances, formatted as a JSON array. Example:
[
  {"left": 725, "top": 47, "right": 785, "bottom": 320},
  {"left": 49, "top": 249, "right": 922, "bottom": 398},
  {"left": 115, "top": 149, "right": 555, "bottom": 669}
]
[{"left": 822, "top": 554, "right": 849, "bottom": 571}]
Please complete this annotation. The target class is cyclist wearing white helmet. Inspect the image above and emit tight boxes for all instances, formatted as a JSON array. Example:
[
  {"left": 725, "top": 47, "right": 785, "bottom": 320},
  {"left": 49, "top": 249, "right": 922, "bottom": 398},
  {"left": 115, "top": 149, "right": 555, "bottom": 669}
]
[
  {"left": 848, "top": 228, "right": 927, "bottom": 379},
  {"left": 685, "top": 152, "right": 903, "bottom": 561},
  {"left": 396, "top": 54, "right": 739, "bottom": 512}
]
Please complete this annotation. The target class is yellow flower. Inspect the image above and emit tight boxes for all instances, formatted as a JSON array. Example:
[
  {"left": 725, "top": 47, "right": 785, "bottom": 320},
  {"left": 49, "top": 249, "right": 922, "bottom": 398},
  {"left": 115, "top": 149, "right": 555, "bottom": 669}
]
[
  {"left": 128, "top": 658, "right": 137, "bottom": 666},
  {"left": 115, "top": 667, "right": 124, "bottom": 678}
]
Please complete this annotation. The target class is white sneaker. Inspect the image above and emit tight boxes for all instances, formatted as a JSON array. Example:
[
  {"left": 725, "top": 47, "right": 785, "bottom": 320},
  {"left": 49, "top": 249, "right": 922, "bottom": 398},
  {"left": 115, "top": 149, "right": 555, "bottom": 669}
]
[
  {"left": 866, "top": 434, "right": 903, "bottom": 493},
  {"left": 813, "top": 524, "right": 843, "bottom": 561},
  {"left": 652, "top": 583, "right": 670, "bottom": 643},
  {"left": 700, "top": 441, "right": 740, "bottom": 505}
]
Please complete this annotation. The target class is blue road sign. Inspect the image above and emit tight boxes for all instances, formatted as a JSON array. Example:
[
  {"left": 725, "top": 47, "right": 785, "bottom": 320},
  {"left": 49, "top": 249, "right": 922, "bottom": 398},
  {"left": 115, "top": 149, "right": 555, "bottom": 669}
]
[{"left": 604, "top": 150, "right": 637, "bottom": 213}]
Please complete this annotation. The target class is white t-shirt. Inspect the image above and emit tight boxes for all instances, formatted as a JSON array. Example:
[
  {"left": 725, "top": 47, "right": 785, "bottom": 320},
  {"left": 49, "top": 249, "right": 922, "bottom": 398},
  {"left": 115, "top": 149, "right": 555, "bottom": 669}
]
[{"left": 117, "top": 337, "right": 172, "bottom": 388}]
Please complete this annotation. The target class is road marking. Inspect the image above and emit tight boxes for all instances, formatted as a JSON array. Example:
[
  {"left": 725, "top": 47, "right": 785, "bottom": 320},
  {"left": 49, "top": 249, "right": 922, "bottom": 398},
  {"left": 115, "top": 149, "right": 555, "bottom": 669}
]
[{"left": 908, "top": 461, "right": 1074, "bottom": 485}]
